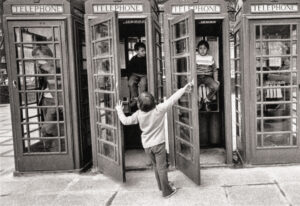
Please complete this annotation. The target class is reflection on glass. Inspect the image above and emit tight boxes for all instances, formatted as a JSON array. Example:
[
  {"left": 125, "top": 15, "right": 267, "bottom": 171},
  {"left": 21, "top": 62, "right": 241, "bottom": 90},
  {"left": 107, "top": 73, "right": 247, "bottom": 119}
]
[
  {"left": 174, "top": 75, "right": 188, "bottom": 89},
  {"left": 21, "top": 28, "right": 53, "bottom": 42},
  {"left": 263, "top": 133, "right": 290, "bottom": 146},
  {"left": 175, "top": 123, "right": 190, "bottom": 142},
  {"left": 292, "top": 42, "right": 297, "bottom": 55},
  {"left": 175, "top": 20, "right": 187, "bottom": 38},
  {"left": 292, "top": 57, "right": 297, "bottom": 70},
  {"left": 292, "top": 118, "right": 297, "bottom": 133},
  {"left": 262, "top": 25, "right": 290, "bottom": 39},
  {"left": 175, "top": 39, "right": 186, "bottom": 54},
  {"left": 176, "top": 58, "right": 188, "bottom": 73},
  {"left": 95, "top": 58, "right": 111, "bottom": 73},
  {"left": 94, "top": 22, "right": 110, "bottom": 40},
  {"left": 94, "top": 40, "right": 110, "bottom": 56},
  {"left": 177, "top": 140, "right": 193, "bottom": 160},
  {"left": 97, "top": 109, "right": 114, "bottom": 125},
  {"left": 257, "top": 119, "right": 261, "bottom": 132}
]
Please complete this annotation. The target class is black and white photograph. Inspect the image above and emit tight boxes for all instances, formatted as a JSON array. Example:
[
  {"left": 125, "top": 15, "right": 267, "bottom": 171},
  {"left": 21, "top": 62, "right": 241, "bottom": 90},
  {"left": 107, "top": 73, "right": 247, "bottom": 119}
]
[{"left": 0, "top": 0, "right": 299, "bottom": 205}]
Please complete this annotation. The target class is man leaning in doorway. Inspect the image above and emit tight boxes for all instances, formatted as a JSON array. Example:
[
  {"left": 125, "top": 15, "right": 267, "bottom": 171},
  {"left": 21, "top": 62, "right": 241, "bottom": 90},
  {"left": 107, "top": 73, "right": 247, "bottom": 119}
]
[{"left": 127, "top": 42, "right": 147, "bottom": 108}]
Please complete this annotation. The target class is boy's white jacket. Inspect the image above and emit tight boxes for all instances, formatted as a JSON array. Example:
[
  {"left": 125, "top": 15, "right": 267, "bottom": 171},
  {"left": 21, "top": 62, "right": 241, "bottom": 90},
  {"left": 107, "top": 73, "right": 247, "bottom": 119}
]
[{"left": 116, "top": 87, "right": 186, "bottom": 148}]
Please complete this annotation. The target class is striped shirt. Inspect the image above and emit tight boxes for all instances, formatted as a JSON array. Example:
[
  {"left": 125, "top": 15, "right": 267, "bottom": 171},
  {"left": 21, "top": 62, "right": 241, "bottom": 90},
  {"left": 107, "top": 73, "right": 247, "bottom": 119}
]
[{"left": 196, "top": 53, "right": 217, "bottom": 75}]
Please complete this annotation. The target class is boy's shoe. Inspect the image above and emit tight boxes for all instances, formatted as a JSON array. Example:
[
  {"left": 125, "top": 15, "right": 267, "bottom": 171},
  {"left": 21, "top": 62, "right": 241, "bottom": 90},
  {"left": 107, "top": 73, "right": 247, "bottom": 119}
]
[{"left": 164, "top": 186, "right": 177, "bottom": 198}]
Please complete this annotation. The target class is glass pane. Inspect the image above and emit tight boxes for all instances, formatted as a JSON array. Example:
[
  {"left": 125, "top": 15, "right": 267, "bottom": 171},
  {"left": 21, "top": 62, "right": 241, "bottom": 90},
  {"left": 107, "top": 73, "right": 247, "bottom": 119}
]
[
  {"left": 54, "top": 27, "right": 60, "bottom": 41},
  {"left": 292, "top": 133, "right": 297, "bottom": 145},
  {"left": 16, "top": 44, "right": 22, "bottom": 58},
  {"left": 175, "top": 123, "right": 191, "bottom": 143},
  {"left": 262, "top": 87, "right": 291, "bottom": 101},
  {"left": 176, "top": 58, "right": 188, "bottom": 73},
  {"left": 174, "top": 20, "right": 187, "bottom": 38},
  {"left": 174, "top": 75, "right": 188, "bottom": 89},
  {"left": 100, "top": 142, "right": 115, "bottom": 160},
  {"left": 94, "top": 22, "right": 110, "bottom": 40},
  {"left": 178, "top": 93, "right": 191, "bottom": 108},
  {"left": 263, "top": 119, "right": 292, "bottom": 132},
  {"left": 29, "top": 44, "right": 54, "bottom": 59},
  {"left": 292, "top": 25, "right": 297, "bottom": 40},
  {"left": 14, "top": 27, "right": 21, "bottom": 42},
  {"left": 257, "top": 119, "right": 261, "bottom": 132},
  {"left": 96, "top": 109, "right": 114, "bottom": 125},
  {"left": 94, "top": 58, "right": 111, "bottom": 74},
  {"left": 95, "top": 75, "right": 113, "bottom": 91},
  {"left": 98, "top": 126, "right": 115, "bottom": 143},
  {"left": 263, "top": 103, "right": 291, "bottom": 117},
  {"left": 55, "top": 44, "right": 61, "bottom": 58},
  {"left": 292, "top": 41, "right": 297, "bottom": 55},
  {"left": 263, "top": 133, "right": 290, "bottom": 147},
  {"left": 95, "top": 92, "right": 114, "bottom": 108},
  {"left": 175, "top": 108, "right": 190, "bottom": 125},
  {"left": 24, "top": 139, "right": 60, "bottom": 153},
  {"left": 175, "top": 39, "right": 187, "bottom": 54},
  {"left": 292, "top": 57, "right": 297, "bottom": 70},
  {"left": 21, "top": 27, "right": 53, "bottom": 42},
  {"left": 175, "top": 57, "right": 188, "bottom": 73},
  {"left": 261, "top": 42, "right": 290, "bottom": 56},
  {"left": 257, "top": 134, "right": 262, "bottom": 147},
  {"left": 176, "top": 140, "right": 193, "bottom": 160},
  {"left": 262, "top": 25, "right": 290, "bottom": 39},
  {"left": 94, "top": 40, "right": 110, "bottom": 56},
  {"left": 256, "top": 26, "right": 260, "bottom": 39}
]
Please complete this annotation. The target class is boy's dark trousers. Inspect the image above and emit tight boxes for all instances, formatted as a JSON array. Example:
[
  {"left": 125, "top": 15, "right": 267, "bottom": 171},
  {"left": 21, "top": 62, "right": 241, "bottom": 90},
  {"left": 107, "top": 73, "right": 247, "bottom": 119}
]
[{"left": 144, "top": 143, "right": 173, "bottom": 197}]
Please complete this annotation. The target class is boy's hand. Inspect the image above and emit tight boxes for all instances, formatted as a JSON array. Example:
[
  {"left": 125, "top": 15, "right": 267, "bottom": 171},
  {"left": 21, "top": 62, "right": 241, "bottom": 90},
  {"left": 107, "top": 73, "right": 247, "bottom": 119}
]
[
  {"left": 115, "top": 100, "right": 124, "bottom": 111},
  {"left": 184, "top": 81, "right": 194, "bottom": 92}
]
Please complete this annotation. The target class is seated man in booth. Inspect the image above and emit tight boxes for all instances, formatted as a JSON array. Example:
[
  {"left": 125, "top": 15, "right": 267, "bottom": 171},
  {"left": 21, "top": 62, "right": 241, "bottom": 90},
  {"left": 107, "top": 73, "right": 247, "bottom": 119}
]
[{"left": 127, "top": 42, "right": 147, "bottom": 109}]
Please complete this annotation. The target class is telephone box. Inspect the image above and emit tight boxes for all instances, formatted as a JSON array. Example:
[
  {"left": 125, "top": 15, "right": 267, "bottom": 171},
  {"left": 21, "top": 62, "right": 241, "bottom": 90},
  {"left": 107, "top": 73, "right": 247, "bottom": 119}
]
[
  {"left": 3, "top": 0, "right": 91, "bottom": 173},
  {"left": 234, "top": 0, "right": 300, "bottom": 164},
  {"left": 163, "top": 0, "right": 232, "bottom": 185},
  {"left": 84, "top": 0, "right": 163, "bottom": 181}
]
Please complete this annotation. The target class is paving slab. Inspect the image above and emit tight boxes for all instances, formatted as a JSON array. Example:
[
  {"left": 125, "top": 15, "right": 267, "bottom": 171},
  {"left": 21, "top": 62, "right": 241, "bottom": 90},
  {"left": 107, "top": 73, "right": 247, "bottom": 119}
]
[
  {"left": 264, "top": 165, "right": 300, "bottom": 183},
  {"left": 225, "top": 184, "right": 289, "bottom": 206},
  {"left": 53, "top": 191, "right": 115, "bottom": 206},
  {"left": 279, "top": 182, "right": 300, "bottom": 205},
  {"left": 0, "top": 194, "right": 57, "bottom": 206}
]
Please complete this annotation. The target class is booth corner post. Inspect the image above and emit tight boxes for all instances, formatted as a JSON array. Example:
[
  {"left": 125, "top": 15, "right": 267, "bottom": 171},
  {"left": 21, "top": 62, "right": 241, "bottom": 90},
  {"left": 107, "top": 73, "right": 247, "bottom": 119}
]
[
  {"left": 84, "top": 0, "right": 163, "bottom": 182},
  {"left": 234, "top": 0, "right": 300, "bottom": 165},
  {"left": 163, "top": 0, "right": 232, "bottom": 185},
  {"left": 2, "top": 0, "right": 92, "bottom": 173}
]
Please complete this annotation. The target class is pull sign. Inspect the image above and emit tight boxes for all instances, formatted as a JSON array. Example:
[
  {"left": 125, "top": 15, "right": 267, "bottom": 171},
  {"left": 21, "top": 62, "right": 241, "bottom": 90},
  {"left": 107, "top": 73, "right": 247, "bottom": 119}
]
[{"left": 12, "top": 5, "right": 64, "bottom": 14}]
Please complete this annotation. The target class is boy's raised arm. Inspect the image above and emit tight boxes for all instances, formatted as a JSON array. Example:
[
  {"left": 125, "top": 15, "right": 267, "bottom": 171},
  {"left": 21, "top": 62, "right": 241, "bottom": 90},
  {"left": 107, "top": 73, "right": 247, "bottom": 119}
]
[
  {"left": 115, "top": 101, "right": 138, "bottom": 125},
  {"left": 157, "top": 82, "right": 193, "bottom": 112}
]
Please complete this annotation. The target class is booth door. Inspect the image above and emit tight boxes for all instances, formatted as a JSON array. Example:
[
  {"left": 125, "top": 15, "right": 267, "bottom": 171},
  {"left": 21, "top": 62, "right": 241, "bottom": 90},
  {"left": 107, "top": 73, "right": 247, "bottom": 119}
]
[
  {"left": 88, "top": 13, "right": 125, "bottom": 181},
  {"left": 169, "top": 10, "right": 201, "bottom": 185},
  {"left": 250, "top": 20, "right": 300, "bottom": 164},
  {"left": 7, "top": 20, "right": 73, "bottom": 171}
]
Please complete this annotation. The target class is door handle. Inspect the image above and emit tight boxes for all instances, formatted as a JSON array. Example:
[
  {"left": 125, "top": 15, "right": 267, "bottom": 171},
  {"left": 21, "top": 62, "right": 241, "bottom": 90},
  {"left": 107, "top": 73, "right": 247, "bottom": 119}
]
[{"left": 12, "top": 80, "right": 17, "bottom": 88}]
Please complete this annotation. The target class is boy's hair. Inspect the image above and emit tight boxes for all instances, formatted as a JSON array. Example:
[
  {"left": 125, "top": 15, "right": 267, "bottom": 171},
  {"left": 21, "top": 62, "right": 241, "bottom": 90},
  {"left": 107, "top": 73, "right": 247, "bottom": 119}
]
[
  {"left": 138, "top": 92, "right": 155, "bottom": 112},
  {"left": 134, "top": 42, "right": 146, "bottom": 51},
  {"left": 197, "top": 40, "right": 209, "bottom": 50},
  {"left": 32, "top": 45, "right": 53, "bottom": 57}
]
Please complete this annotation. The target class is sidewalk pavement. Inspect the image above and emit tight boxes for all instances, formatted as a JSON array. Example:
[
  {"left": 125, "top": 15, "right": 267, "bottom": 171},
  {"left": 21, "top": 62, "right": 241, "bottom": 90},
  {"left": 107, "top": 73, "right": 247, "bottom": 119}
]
[{"left": 1, "top": 104, "right": 300, "bottom": 206}]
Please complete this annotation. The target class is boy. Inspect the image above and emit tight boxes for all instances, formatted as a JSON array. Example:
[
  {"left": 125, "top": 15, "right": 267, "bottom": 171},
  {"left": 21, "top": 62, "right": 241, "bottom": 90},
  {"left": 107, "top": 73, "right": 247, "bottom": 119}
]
[
  {"left": 127, "top": 42, "right": 147, "bottom": 108},
  {"left": 115, "top": 82, "right": 193, "bottom": 198},
  {"left": 196, "top": 40, "right": 220, "bottom": 110}
]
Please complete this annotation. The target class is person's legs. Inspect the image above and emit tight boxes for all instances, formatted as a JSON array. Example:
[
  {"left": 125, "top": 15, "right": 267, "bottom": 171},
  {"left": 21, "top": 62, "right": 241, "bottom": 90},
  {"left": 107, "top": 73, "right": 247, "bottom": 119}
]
[
  {"left": 128, "top": 74, "right": 140, "bottom": 99},
  {"left": 153, "top": 143, "right": 173, "bottom": 197},
  {"left": 202, "top": 76, "right": 220, "bottom": 101},
  {"left": 145, "top": 147, "right": 162, "bottom": 191},
  {"left": 139, "top": 75, "right": 147, "bottom": 93}
]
